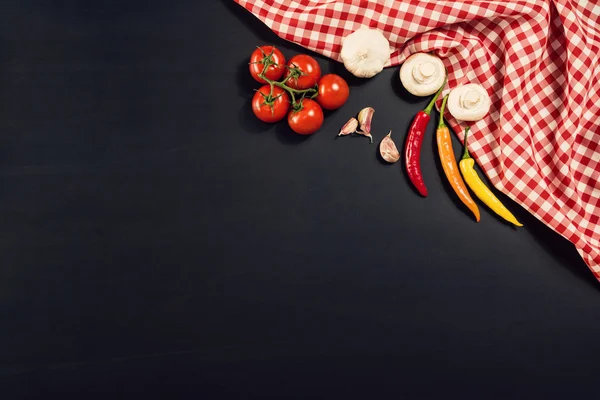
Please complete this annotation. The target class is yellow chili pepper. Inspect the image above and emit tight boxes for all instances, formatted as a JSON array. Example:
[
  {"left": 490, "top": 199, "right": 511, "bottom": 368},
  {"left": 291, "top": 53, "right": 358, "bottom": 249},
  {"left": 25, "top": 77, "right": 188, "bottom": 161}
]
[{"left": 459, "top": 127, "right": 523, "bottom": 227}]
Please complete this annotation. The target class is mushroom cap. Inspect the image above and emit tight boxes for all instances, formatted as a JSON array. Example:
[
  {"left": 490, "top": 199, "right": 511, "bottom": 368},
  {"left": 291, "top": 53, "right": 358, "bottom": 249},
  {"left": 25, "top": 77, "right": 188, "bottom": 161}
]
[
  {"left": 447, "top": 83, "right": 491, "bottom": 121},
  {"left": 399, "top": 53, "right": 446, "bottom": 96},
  {"left": 340, "top": 27, "right": 391, "bottom": 78}
]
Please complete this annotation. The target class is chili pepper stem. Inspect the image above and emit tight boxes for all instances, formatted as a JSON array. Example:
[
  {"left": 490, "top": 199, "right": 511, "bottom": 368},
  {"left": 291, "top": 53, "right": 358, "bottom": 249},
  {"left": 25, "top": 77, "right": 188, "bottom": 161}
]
[
  {"left": 437, "top": 94, "right": 449, "bottom": 128},
  {"left": 462, "top": 126, "right": 471, "bottom": 160},
  {"left": 423, "top": 75, "right": 447, "bottom": 115}
]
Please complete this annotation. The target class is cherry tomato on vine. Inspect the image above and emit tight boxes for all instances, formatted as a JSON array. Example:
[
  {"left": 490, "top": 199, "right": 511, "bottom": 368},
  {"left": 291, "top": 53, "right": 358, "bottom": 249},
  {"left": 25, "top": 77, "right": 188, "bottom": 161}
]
[
  {"left": 315, "top": 74, "right": 350, "bottom": 110},
  {"left": 284, "top": 54, "right": 321, "bottom": 90},
  {"left": 252, "top": 85, "right": 290, "bottom": 123},
  {"left": 287, "top": 99, "right": 324, "bottom": 135},
  {"left": 249, "top": 46, "right": 286, "bottom": 84}
]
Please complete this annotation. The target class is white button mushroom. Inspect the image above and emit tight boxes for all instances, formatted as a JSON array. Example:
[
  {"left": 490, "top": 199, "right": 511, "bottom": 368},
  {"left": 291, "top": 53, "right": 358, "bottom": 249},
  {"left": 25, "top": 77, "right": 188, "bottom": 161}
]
[
  {"left": 447, "top": 83, "right": 491, "bottom": 121},
  {"left": 399, "top": 53, "right": 446, "bottom": 96},
  {"left": 340, "top": 27, "right": 391, "bottom": 78}
]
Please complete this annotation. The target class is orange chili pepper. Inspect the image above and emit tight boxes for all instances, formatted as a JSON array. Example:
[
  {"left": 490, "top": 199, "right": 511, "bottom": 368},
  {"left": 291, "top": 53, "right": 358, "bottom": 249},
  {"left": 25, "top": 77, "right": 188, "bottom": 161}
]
[{"left": 436, "top": 94, "right": 480, "bottom": 222}]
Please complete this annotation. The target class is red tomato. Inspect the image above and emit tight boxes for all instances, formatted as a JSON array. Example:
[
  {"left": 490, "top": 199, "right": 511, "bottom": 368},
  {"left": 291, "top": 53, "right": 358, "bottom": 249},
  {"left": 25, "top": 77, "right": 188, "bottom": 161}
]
[
  {"left": 249, "top": 46, "right": 286, "bottom": 84},
  {"left": 315, "top": 74, "right": 350, "bottom": 110},
  {"left": 252, "top": 85, "right": 290, "bottom": 123},
  {"left": 284, "top": 54, "right": 321, "bottom": 90},
  {"left": 287, "top": 99, "right": 324, "bottom": 135}
]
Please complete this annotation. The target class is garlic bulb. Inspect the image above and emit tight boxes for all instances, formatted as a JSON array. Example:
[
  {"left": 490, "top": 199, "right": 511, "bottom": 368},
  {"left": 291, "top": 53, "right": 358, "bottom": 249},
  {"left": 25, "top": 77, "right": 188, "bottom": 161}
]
[
  {"left": 399, "top": 53, "right": 446, "bottom": 96},
  {"left": 447, "top": 83, "right": 491, "bottom": 121},
  {"left": 340, "top": 27, "right": 391, "bottom": 78}
]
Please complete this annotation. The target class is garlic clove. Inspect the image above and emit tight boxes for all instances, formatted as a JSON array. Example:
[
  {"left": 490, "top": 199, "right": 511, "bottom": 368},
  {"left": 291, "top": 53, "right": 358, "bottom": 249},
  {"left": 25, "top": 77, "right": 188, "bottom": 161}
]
[
  {"left": 447, "top": 83, "right": 491, "bottom": 121},
  {"left": 338, "top": 117, "right": 359, "bottom": 137},
  {"left": 340, "top": 27, "right": 391, "bottom": 78},
  {"left": 399, "top": 53, "right": 446, "bottom": 96},
  {"left": 356, "top": 107, "right": 374, "bottom": 143},
  {"left": 357, "top": 107, "right": 374, "bottom": 133},
  {"left": 379, "top": 130, "right": 399, "bottom": 163}
]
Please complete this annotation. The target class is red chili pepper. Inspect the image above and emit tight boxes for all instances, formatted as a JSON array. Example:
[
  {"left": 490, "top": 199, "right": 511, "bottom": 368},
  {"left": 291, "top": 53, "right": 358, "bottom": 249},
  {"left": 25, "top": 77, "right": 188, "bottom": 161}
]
[{"left": 404, "top": 77, "right": 447, "bottom": 197}]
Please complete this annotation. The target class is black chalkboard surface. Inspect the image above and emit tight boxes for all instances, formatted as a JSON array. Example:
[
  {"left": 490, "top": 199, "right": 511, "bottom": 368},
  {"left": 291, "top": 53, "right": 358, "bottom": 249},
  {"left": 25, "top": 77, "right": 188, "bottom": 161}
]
[{"left": 1, "top": 1, "right": 599, "bottom": 398}]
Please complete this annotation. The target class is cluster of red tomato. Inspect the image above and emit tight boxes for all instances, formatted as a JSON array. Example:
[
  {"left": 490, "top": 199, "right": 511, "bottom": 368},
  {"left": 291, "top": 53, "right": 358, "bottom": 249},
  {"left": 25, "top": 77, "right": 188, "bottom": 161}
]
[{"left": 249, "top": 45, "right": 350, "bottom": 135}]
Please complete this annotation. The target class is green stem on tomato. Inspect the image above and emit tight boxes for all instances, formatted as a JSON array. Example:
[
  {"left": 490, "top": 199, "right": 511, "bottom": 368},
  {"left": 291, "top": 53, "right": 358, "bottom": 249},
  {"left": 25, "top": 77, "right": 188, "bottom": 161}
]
[
  {"left": 272, "top": 80, "right": 315, "bottom": 94},
  {"left": 258, "top": 70, "right": 316, "bottom": 107},
  {"left": 268, "top": 81, "right": 275, "bottom": 97},
  {"left": 255, "top": 47, "right": 316, "bottom": 105}
]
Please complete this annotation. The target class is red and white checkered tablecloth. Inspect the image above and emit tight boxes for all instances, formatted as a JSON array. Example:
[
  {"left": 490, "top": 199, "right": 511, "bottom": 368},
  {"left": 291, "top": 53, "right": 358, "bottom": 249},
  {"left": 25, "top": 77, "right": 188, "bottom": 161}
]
[{"left": 234, "top": 0, "right": 600, "bottom": 281}]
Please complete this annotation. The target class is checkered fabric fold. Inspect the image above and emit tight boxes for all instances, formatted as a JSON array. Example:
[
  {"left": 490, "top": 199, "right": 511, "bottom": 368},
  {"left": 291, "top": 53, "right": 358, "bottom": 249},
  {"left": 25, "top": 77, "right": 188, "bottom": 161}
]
[{"left": 234, "top": 0, "right": 600, "bottom": 280}]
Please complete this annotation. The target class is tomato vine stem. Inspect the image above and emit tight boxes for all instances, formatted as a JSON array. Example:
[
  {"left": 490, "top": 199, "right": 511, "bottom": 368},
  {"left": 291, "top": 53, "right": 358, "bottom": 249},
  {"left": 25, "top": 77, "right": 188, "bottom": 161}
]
[{"left": 257, "top": 50, "right": 317, "bottom": 107}]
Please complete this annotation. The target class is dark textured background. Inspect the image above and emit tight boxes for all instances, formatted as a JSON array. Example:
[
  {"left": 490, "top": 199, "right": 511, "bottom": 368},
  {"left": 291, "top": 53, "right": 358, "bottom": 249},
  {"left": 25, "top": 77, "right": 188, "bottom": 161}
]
[{"left": 1, "top": 1, "right": 599, "bottom": 398}]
